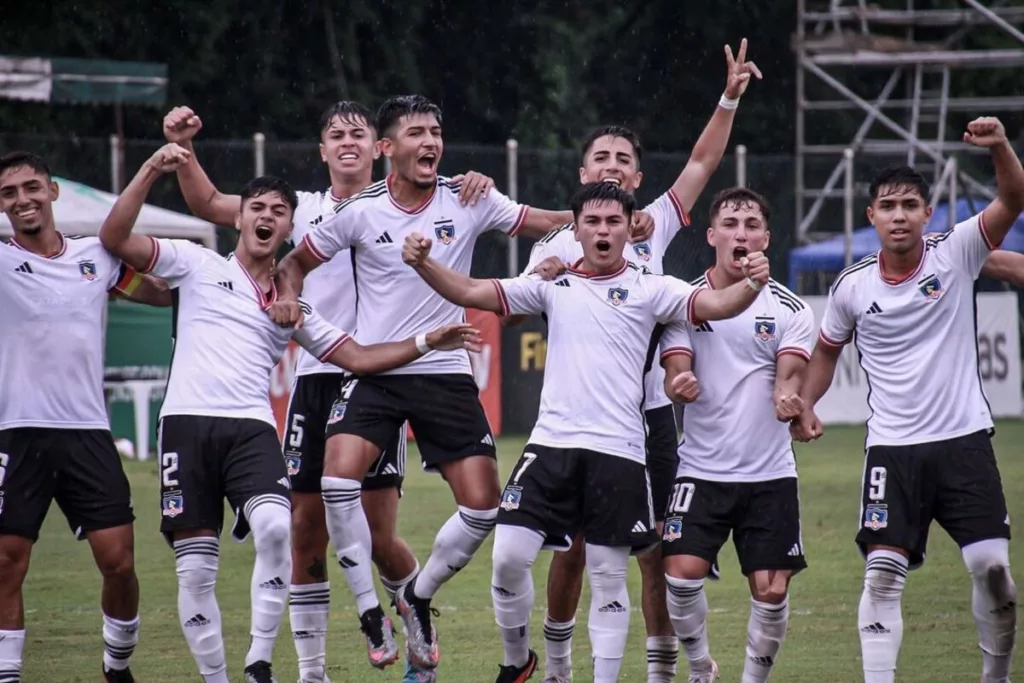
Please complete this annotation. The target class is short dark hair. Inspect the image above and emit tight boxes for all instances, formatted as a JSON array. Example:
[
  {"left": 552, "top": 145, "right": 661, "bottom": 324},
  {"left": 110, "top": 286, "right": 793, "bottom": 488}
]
[
  {"left": 0, "top": 151, "right": 51, "bottom": 180},
  {"left": 710, "top": 187, "right": 772, "bottom": 223},
  {"left": 319, "top": 100, "right": 376, "bottom": 135},
  {"left": 869, "top": 165, "right": 930, "bottom": 202},
  {"left": 240, "top": 176, "right": 298, "bottom": 213},
  {"left": 376, "top": 95, "right": 443, "bottom": 138},
  {"left": 580, "top": 125, "right": 644, "bottom": 166},
  {"left": 569, "top": 181, "right": 637, "bottom": 222}
]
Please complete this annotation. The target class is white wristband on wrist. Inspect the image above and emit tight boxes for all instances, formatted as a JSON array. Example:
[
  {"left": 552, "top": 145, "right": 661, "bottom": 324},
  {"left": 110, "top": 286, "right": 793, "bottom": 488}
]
[
  {"left": 719, "top": 94, "right": 740, "bottom": 110},
  {"left": 415, "top": 333, "right": 431, "bottom": 355},
  {"left": 745, "top": 276, "right": 764, "bottom": 292}
]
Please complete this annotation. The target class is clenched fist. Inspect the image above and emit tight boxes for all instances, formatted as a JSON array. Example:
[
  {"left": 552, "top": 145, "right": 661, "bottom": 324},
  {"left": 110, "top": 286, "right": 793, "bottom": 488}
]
[
  {"left": 402, "top": 232, "right": 433, "bottom": 266},
  {"left": 740, "top": 250, "right": 769, "bottom": 287},
  {"left": 145, "top": 143, "right": 191, "bottom": 174},
  {"left": 668, "top": 370, "right": 700, "bottom": 403},
  {"left": 164, "top": 106, "right": 203, "bottom": 145}
]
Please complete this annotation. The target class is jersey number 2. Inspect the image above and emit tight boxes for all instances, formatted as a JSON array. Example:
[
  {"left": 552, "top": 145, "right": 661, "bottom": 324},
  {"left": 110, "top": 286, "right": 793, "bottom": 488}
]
[{"left": 162, "top": 452, "right": 180, "bottom": 488}]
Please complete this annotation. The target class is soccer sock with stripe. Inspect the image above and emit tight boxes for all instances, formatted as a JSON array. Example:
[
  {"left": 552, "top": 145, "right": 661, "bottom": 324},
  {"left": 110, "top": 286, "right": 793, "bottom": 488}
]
[
  {"left": 380, "top": 562, "right": 420, "bottom": 605},
  {"left": 321, "top": 477, "right": 380, "bottom": 615},
  {"left": 543, "top": 614, "right": 575, "bottom": 679},
  {"left": 0, "top": 629, "right": 24, "bottom": 683},
  {"left": 646, "top": 635, "right": 679, "bottom": 683},
  {"left": 586, "top": 543, "right": 631, "bottom": 683},
  {"left": 244, "top": 495, "right": 293, "bottom": 667},
  {"left": 665, "top": 575, "right": 714, "bottom": 674},
  {"left": 174, "top": 537, "right": 229, "bottom": 683},
  {"left": 414, "top": 506, "right": 497, "bottom": 600},
  {"left": 102, "top": 614, "right": 140, "bottom": 672},
  {"left": 491, "top": 525, "right": 545, "bottom": 668},
  {"left": 289, "top": 582, "right": 330, "bottom": 681},
  {"left": 858, "top": 549, "right": 908, "bottom": 683},
  {"left": 741, "top": 597, "right": 788, "bottom": 683},
  {"left": 963, "top": 538, "right": 1017, "bottom": 683}
]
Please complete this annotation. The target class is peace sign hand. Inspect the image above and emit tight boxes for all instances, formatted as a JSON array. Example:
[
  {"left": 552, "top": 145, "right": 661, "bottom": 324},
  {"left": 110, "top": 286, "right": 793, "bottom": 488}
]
[{"left": 724, "top": 38, "right": 763, "bottom": 100}]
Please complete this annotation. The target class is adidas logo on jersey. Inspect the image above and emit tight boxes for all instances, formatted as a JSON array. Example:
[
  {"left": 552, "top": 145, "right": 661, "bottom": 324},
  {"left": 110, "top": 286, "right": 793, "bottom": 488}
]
[
  {"left": 632, "top": 521, "right": 648, "bottom": 533},
  {"left": 695, "top": 321, "right": 714, "bottom": 333},
  {"left": 375, "top": 231, "right": 394, "bottom": 244},
  {"left": 185, "top": 613, "right": 210, "bottom": 627},
  {"left": 259, "top": 576, "right": 286, "bottom": 590},
  {"left": 599, "top": 601, "right": 627, "bottom": 613},
  {"left": 554, "top": 279, "right": 570, "bottom": 287},
  {"left": 217, "top": 281, "right": 234, "bottom": 291},
  {"left": 381, "top": 463, "right": 399, "bottom": 475},
  {"left": 787, "top": 543, "right": 802, "bottom": 557},
  {"left": 14, "top": 262, "right": 33, "bottom": 274},
  {"left": 481, "top": 434, "right": 495, "bottom": 446},
  {"left": 866, "top": 301, "right": 882, "bottom": 314}
]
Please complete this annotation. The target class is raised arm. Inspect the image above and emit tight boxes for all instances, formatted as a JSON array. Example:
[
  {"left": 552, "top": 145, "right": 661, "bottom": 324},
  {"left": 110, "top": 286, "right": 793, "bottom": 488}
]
[
  {"left": 960, "top": 117, "right": 1024, "bottom": 247},
  {"left": 99, "top": 144, "right": 191, "bottom": 272},
  {"left": 690, "top": 251, "right": 768, "bottom": 322},
  {"left": 401, "top": 232, "right": 505, "bottom": 313},
  {"left": 163, "top": 106, "right": 241, "bottom": 226},
  {"left": 982, "top": 250, "right": 1024, "bottom": 287}
]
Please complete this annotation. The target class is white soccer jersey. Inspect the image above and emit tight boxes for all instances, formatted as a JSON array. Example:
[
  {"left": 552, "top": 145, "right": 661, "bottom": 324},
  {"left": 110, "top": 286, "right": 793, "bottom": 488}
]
[
  {"left": 493, "top": 261, "right": 699, "bottom": 464},
  {"left": 304, "top": 175, "right": 528, "bottom": 376},
  {"left": 291, "top": 189, "right": 356, "bottom": 377},
  {"left": 661, "top": 274, "right": 815, "bottom": 481},
  {"left": 818, "top": 212, "right": 996, "bottom": 448},
  {"left": 0, "top": 234, "right": 137, "bottom": 430},
  {"left": 142, "top": 238, "right": 348, "bottom": 428},
  {"left": 524, "top": 191, "right": 689, "bottom": 410}
]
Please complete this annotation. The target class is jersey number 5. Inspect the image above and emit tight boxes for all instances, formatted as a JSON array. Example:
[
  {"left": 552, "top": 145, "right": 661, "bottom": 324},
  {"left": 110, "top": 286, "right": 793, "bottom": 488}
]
[
  {"left": 669, "top": 481, "right": 696, "bottom": 515},
  {"left": 289, "top": 415, "right": 305, "bottom": 449},
  {"left": 162, "top": 451, "right": 180, "bottom": 488},
  {"left": 868, "top": 466, "right": 887, "bottom": 501}
]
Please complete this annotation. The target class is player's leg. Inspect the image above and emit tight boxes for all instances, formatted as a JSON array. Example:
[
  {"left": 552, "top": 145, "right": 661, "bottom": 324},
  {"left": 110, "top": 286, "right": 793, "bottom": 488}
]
[
  {"left": 491, "top": 445, "right": 580, "bottom": 683},
  {"left": 282, "top": 375, "right": 337, "bottom": 683},
  {"left": 158, "top": 418, "right": 230, "bottom": 683},
  {"left": 640, "top": 405, "right": 681, "bottom": 683},
  {"left": 933, "top": 431, "right": 1016, "bottom": 683},
  {"left": 661, "top": 477, "right": 733, "bottom": 682},
  {"left": 398, "top": 375, "right": 501, "bottom": 670},
  {"left": 855, "top": 444, "right": 929, "bottom": 683},
  {"left": 542, "top": 533, "right": 585, "bottom": 682},
  {"left": 582, "top": 451, "right": 660, "bottom": 683},
  {"left": 732, "top": 478, "right": 807, "bottom": 683},
  {"left": 0, "top": 429, "right": 55, "bottom": 683}
]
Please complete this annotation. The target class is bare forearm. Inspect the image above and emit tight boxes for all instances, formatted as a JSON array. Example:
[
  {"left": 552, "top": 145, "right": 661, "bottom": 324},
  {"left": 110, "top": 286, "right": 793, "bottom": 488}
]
[
  {"left": 413, "top": 258, "right": 501, "bottom": 312},
  {"left": 693, "top": 281, "right": 758, "bottom": 322},
  {"left": 517, "top": 209, "right": 574, "bottom": 239},
  {"left": 982, "top": 251, "right": 1024, "bottom": 287},
  {"left": 99, "top": 165, "right": 161, "bottom": 270},
  {"left": 671, "top": 103, "right": 736, "bottom": 212},
  {"left": 174, "top": 141, "right": 241, "bottom": 226},
  {"left": 992, "top": 141, "right": 1024, "bottom": 212},
  {"left": 124, "top": 275, "right": 172, "bottom": 307},
  {"left": 333, "top": 338, "right": 422, "bottom": 375},
  {"left": 275, "top": 253, "right": 306, "bottom": 300},
  {"left": 799, "top": 346, "right": 841, "bottom": 406}
]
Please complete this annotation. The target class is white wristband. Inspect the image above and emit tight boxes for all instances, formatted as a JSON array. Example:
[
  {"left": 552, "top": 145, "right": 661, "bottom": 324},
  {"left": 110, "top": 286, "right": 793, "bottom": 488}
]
[
  {"left": 719, "top": 94, "right": 740, "bottom": 110},
  {"left": 745, "top": 276, "right": 764, "bottom": 292},
  {"left": 415, "top": 333, "right": 431, "bottom": 355}
]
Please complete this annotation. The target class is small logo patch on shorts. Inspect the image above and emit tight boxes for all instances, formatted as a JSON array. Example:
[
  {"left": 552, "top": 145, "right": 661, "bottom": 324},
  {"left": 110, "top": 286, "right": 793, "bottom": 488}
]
[
  {"left": 162, "top": 491, "right": 184, "bottom": 518},
  {"left": 500, "top": 486, "right": 523, "bottom": 511},
  {"left": 663, "top": 517, "right": 682, "bottom": 541},
  {"left": 327, "top": 400, "right": 347, "bottom": 425},
  {"left": 864, "top": 504, "right": 888, "bottom": 530},
  {"left": 285, "top": 452, "right": 301, "bottom": 476}
]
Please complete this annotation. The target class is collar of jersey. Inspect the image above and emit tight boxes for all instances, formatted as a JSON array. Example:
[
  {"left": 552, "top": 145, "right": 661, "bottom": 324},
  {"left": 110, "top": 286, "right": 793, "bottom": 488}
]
[
  {"left": 568, "top": 258, "right": 629, "bottom": 280},
  {"left": 386, "top": 173, "right": 436, "bottom": 215},
  {"left": 876, "top": 245, "right": 926, "bottom": 286},
  {"left": 9, "top": 231, "right": 67, "bottom": 259},
  {"left": 229, "top": 253, "right": 278, "bottom": 310}
]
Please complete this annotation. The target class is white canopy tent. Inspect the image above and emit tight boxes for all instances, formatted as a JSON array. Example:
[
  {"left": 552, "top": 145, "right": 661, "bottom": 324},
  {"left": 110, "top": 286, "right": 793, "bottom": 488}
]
[{"left": 1, "top": 176, "right": 217, "bottom": 249}]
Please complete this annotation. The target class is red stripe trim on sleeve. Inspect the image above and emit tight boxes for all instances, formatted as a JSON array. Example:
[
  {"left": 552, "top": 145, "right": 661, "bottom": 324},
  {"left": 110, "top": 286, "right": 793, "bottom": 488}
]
[
  {"left": 508, "top": 206, "right": 529, "bottom": 237},
  {"left": 978, "top": 210, "right": 1000, "bottom": 250},
  {"left": 777, "top": 347, "right": 811, "bottom": 361},
  {"left": 490, "top": 279, "right": 510, "bottom": 317},
  {"left": 141, "top": 236, "right": 160, "bottom": 274},
  {"left": 687, "top": 289, "right": 704, "bottom": 326},
  {"left": 667, "top": 188, "right": 691, "bottom": 227},
  {"left": 301, "top": 233, "right": 329, "bottom": 262},
  {"left": 317, "top": 334, "right": 351, "bottom": 362},
  {"left": 817, "top": 331, "right": 848, "bottom": 349},
  {"left": 660, "top": 347, "right": 693, "bottom": 362}
]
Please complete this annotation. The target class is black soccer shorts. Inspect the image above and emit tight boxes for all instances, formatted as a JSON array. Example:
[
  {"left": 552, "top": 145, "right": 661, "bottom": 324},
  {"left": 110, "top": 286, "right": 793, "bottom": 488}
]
[
  {"left": 856, "top": 429, "right": 1009, "bottom": 568},
  {"left": 284, "top": 373, "right": 406, "bottom": 493},
  {"left": 157, "top": 415, "right": 291, "bottom": 543},
  {"left": 662, "top": 475, "right": 807, "bottom": 576},
  {"left": 324, "top": 373, "right": 496, "bottom": 471},
  {"left": 0, "top": 428, "right": 134, "bottom": 541},
  {"left": 497, "top": 444, "right": 659, "bottom": 554},
  {"left": 645, "top": 405, "right": 679, "bottom": 523}
]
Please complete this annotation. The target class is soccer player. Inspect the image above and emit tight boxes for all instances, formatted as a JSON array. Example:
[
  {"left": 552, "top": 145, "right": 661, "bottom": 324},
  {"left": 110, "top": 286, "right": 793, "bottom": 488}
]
[
  {"left": 658, "top": 187, "right": 813, "bottom": 683},
  {"left": 0, "top": 151, "right": 171, "bottom": 683},
  {"left": 519, "top": 39, "right": 761, "bottom": 683},
  {"left": 402, "top": 181, "right": 770, "bottom": 683},
  {"left": 270, "top": 94, "right": 583, "bottom": 673},
  {"left": 794, "top": 116, "right": 1024, "bottom": 683},
  {"left": 160, "top": 100, "right": 492, "bottom": 682},
  {"left": 97, "top": 144, "right": 480, "bottom": 683}
]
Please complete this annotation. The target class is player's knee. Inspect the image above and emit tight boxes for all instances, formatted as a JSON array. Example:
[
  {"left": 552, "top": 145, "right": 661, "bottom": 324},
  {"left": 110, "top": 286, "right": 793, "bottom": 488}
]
[
  {"left": 96, "top": 547, "right": 136, "bottom": 583},
  {"left": 175, "top": 543, "right": 219, "bottom": 593},
  {"left": 585, "top": 544, "right": 629, "bottom": 589},
  {"left": 491, "top": 535, "right": 534, "bottom": 585},
  {"left": 963, "top": 539, "right": 1016, "bottom": 601},
  {"left": 454, "top": 505, "right": 497, "bottom": 543},
  {"left": 864, "top": 564, "right": 906, "bottom": 602},
  {"left": 664, "top": 554, "right": 710, "bottom": 582},
  {"left": 551, "top": 538, "right": 587, "bottom": 576},
  {"left": 0, "top": 539, "right": 31, "bottom": 588},
  {"left": 250, "top": 503, "right": 291, "bottom": 562}
]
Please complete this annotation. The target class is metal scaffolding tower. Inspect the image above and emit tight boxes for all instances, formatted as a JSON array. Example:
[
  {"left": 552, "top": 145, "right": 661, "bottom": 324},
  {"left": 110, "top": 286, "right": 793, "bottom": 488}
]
[{"left": 794, "top": 0, "right": 1024, "bottom": 246}]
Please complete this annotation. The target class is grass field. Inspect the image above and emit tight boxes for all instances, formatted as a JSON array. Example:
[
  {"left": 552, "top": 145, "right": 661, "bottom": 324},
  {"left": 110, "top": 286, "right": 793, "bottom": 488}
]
[{"left": 20, "top": 422, "right": 1024, "bottom": 682}]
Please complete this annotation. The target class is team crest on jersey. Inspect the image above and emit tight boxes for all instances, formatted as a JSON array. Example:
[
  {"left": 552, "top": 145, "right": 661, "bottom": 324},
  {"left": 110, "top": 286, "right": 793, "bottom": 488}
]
[
  {"left": 162, "top": 491, "right": 184, "bottom": 518},
  {"left": 754, "top": 317, "right": 777, "bottom": 341},
  {"left": 78, "top": 260, "right": 98, "bottom": 281},
  {"left": 919, "top": 274, "right": 943, "bottom": 300},
  {"left": 499, "top": 485, "right": 523, "bottom": 511},
  {"left": 327, "top": 399, "right": 346, "bottom": 425},
  {"left": 608, "top": 287, "right": 629, "bottom": 306},
  {"left": 632, "top": 242, "right": 652, "bottom": 261},
  {"left": 663, "top": 517, "right": 682, "bottom": 541},
  {"left": 434, "top": 218, "right": 457, "bottom": 245},
  {"left": 285, "top": 452, "right": 301, "bottom": 476},
  {"left": 864, "top": 504, "right": 888, "bottom": 530}
]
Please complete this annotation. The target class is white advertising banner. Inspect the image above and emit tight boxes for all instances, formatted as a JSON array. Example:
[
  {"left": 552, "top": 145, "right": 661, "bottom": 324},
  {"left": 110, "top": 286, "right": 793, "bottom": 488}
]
[{"left": 805, "top": 292, "right": 1022, "bottom": 424}]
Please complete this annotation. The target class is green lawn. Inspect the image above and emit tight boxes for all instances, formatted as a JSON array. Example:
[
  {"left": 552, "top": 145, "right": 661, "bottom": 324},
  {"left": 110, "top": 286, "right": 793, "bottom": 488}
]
[{"left": 20, "top": 422, "right": 1024, "bottom": 682}]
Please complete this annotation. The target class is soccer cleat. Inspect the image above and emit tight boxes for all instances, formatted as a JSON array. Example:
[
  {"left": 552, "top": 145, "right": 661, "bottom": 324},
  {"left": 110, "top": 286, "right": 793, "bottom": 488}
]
[
  {"left": 401, "top": 656, "right": 438, "bottom": 683},
  {"left": 687, "top": 658, "right": 719, "bottom": 683},
  {"left": 102, "top": 666, "right": 135, "bottom": 683},
  {"left": 298, "top": 674, "right": 333, "bottom": 683},
  {"left": 243, "top": 660, "right": 278, "bottom": 683},
  {"left": 542, "top": 676, "right": 572, "bottom": 683},
  {"left": 396, "top": 581, "right": 441, "bottom": 669},
  {"left": 359, "top": 605, "right": 400, "bottom": 669},
  {"left": 495, "top": 649, "right": 538, "bottom": 683}
]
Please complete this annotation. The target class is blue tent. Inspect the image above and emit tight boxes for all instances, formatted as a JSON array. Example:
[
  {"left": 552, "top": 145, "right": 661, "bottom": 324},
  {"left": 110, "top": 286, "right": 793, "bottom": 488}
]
[{"left": 788, "top": 199, "right": 1024, "bottom": 290}]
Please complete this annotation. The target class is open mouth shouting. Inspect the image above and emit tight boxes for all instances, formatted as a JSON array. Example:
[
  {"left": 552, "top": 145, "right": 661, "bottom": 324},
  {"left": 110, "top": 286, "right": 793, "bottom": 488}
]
[
  {"left": 732, "top": 245, "right": 749, "bottom": 265},
  {"left": 254, "top": 224, "right": 274, "bottom": 242},
  {"left": 595, "top": 239, "right": 612, "bottom": 255},
  {"left": 417, "top": 151, "right": 438, "bottom": 175}
]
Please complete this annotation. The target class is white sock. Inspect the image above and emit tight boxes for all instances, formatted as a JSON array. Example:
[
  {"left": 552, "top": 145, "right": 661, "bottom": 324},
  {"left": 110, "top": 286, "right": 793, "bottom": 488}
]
[
  {"left": 380, "top": 562, "right": 420, "bottom": 605},
  {"left": 586, "top": 543, "right": 631, "bottom": 683},
  {"left": 491, "top": 525, "right": 545, "bottom": 668},
  {"left": 175, "top": 537, "right": 229, "bottom": 683},
  {"left": 647, "top": 635, "right": 679, "bottom": 683},
  {"left": 289, "top": 582, "right": 330, "bottom": 681},
  {"left": 741, "top": 598, "right": 789, "bottom": 683},
  {"left": 322, "top": 477, "right": 379, "bottom": 615},
  {"left": 0, "top": 629, "right": 24, "bottom": 683},
  {"left": 414, "top": 506, "right": 497, "bottom": 600},
  {"left": 963, "top": 539, "right": 1017, "bottom": 683},
  {"left": 244, "top": 495, "right": 292, "bottom": 667},
  {"left": 858, "top": 550, "right": 908, "bottom": 683},
  {"left": 102, "top": 613, "right": 140, "bottom": 672},
  {"left": 665, "top": 575, "right": 713, "bottom": 673},
  {"left": 543, "top": 614, "right": 575, "bottom": 678}
]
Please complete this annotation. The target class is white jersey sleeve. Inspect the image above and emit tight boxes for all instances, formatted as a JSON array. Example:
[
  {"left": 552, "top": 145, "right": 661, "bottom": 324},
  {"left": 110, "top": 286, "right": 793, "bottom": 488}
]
[
  {"left": 302, "top": 205, "right": 358, "bottom": 263},
  {"left": 142, "top": 237, "right": 208, "bottom": 286},
  {"left": 644, "top": 190, "right": 689, "bottom": 250},
  {"left": 471, "top": 187, "right": 529, "bottom": 237},
  {"left": 522, "top": 225, "right": 575, "bottom": 275},
  {"left": 818, "top": 281, "right": 856, "bottom": 348},
  {"left": 779, "top": 306, "right": 816, "bottom": 360},
  {"left": 491, "top": 275, "right": 548, "bottom": 316},
  {"left": 648, "top": 274, "right": 700, "bottom": 324},
  {"left": 930, "top": 212, "right": 995, "bottom": 278},
  {"left": 659, "top": 319, "right": 694, "bottom": 360},
  {"left": 291, "top": 300, "right": 351, "bottom": 362}
]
